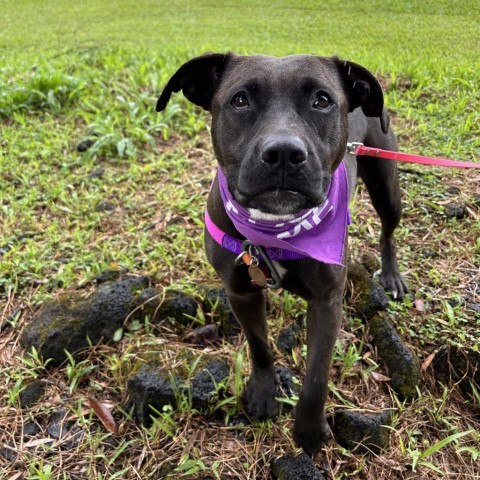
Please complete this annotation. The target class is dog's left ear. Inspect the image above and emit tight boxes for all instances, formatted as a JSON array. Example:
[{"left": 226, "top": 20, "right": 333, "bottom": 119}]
[
  {"left": 333, "top": 58, "right": 390, "bottom": 134},
  {"left": 156, "top": 53, "right": 231, "bottom": 112}
]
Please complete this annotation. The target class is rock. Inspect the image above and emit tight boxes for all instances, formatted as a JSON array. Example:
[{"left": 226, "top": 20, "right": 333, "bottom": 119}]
[
  {"left": 190, "top": 361, "right": 230, "bottom": 410},
  {"left": 360, "top": 252, "right": 380, "bottom": 274},
  {"left": 76, "top": 138, "right": 95, "bottom": 152},
  {"left": 20, "top": 275, "right": 149, "bottom": 365},
  {"left": 47, "top": 408, "right": 70, "bottom": 439},
  {"left": 134, "top": 288, "right": 198, "bottom": 326},
  {"left": 347, "top": 262, "right": 389, "bottom": 319},
  {"left": 422, "top": 247, "right": 438, "bottom": 259},
  {"left": 127, "top": 360, "right": 229, "bottom": 426},
  {"left": 23, "top": 421, "right": 41, "bottom": 437},
  {"left": 444, "top": 202, "right": 467, "bottom": 219},
  {"left": 88, "top": 167, "right": 105, "bottom": 179},
  {"left": 0, "top": 446, "right": 16, "bottom": 463},
  {"left": 368, "top": 314, "right": 422, "bottom": 399},
  {"left": 446, "top": 186, "right": 461, "bottom": 196},
  {"left": 200, "top": 287, "right": 242, "bottom": 339},
  {"left": 271, "top": 453, "right": 325, "bottom": 480},
  {"left": 184, "top": 324, "right": 220, "bottom": 346},
  {"left": 433, "top": 345, "right": 480, "bottom": 396},
  {"left": 95, "top": 201, "right": 116, "bottom": 212},
  {"left": 19, "top": 380, "right": 47, "bottom": 408},
  {"left": 276, "top": 324, "right": 300, "bottom": 354},
  {"left": 94, "top": 269, "right": 124, "bottom": 284},
  {"left": 466, "top": 302, "right": 480, "bottom": 313},
  {"left": 276, "top": 366, "right": 300, "bottom": 400},
  {"left": 333, "top": 409, "right": 392, "bottom": 454},
  {"left": 127, "top": 364, "right": 181, "bottom": 426}
]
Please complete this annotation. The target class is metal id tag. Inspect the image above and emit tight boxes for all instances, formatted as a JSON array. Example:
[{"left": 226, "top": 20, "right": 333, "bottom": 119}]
[{"left": 248, "top": 263, "right": 268, "bottom": 287}]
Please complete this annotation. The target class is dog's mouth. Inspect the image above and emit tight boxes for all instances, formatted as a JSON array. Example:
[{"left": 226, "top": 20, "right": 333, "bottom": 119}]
[{"left": 235, "top": 188, "right": 320, "bottom": 215}]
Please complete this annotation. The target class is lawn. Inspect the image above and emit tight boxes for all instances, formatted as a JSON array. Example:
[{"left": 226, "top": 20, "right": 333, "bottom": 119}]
[{"left": 1, "top": 1, "right": 479, "bottom": 479}]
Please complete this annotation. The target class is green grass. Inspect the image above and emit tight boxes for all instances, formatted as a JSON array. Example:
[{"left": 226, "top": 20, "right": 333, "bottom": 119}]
[{"left": 1, "top": 1, "right": 480, "bottom": 479}]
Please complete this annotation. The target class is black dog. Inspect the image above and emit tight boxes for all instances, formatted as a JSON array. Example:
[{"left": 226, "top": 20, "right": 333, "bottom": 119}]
[{"left": 156, "top": 53, "right": 407, "bottom": 455}]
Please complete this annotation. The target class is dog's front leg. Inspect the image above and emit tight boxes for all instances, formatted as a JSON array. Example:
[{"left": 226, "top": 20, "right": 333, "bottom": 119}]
[
  {"left": 226, "top": 288, "right": 279, "bottom": 419},
  {"left": 293, "top": 290, "right": 343, "bottom": 455}
]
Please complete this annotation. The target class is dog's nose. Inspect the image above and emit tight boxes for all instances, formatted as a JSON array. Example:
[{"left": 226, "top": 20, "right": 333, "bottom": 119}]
[{"left": 261, "top": 138, "right": 308, "bottom": 168}]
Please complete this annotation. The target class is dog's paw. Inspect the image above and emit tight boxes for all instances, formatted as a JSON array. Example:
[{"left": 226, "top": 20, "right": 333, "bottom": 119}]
[
  {"left": 244, "top": 377, "right": 279, "bottom": 419},
  {"left": 381, "top": 269, "right": 408, "bottom": 300},
  {"left": 293, "top": 416, "right": 332, "bottom": 456}
]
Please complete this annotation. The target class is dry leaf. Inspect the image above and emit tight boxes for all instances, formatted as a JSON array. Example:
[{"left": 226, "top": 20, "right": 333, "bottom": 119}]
[
  {"left": 371, "top": 371, "right": 391, "bottom": 382},
  {"left": 414, "top": 297, "right": 426, "bottom": 312},
  {"left": 184, "top": 324, "right": 219, "bottom": 346},
  {"left": 422, "top": 351, "right": 436, "bottom": 371},
  {"left": 24, "top": 438, "right": 54, "bottom": 448},
  {"left": 8, "top": 473, "right": 23, "bottom": 480},
  {"left": 87, "top": 397, "right": 118, "bottom": 434}
]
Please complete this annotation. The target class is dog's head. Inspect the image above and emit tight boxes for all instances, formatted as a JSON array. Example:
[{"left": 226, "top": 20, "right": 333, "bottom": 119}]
[{"left": 157, "top": 53, "right": 388, "bottom": 215}]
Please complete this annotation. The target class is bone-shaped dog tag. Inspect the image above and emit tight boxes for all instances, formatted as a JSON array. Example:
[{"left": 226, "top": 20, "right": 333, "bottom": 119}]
[{"left": 248, "top": 264, "right": 268, "bottom": 287}]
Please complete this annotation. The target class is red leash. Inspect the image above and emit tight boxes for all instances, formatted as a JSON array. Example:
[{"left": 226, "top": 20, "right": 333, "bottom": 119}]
[{"left": 347, "top": 142, "right": 480, "bottom": 169}]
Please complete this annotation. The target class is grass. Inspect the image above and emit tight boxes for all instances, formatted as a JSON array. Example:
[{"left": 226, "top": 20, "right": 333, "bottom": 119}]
[{"left": 1, "top": 1, "right": 480, "bottom": 479}]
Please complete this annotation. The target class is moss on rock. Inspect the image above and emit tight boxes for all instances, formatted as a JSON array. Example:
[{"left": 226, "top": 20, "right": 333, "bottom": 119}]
[
  {"left": 347, "top": 262, "right": 389, "bottom": 319},
  {"left": 333, "top": 409, "right": 392, "bottom": 454},
  {"left": 20, "top": 275, "right": 149, "bottom": 365},
  {"left": 369, "top": 314, "right": 422, "bottom": 400}
]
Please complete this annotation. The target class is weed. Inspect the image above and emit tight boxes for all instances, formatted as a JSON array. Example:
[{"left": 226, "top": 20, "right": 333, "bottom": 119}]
[{"left": 64, "top": 350, "right": 97, "bottom": 393}]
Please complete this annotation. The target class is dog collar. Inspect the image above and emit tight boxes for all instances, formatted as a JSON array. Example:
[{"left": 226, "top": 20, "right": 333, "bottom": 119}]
[{"left": 205, "top": 161, "right": 351, "bottom": 266}]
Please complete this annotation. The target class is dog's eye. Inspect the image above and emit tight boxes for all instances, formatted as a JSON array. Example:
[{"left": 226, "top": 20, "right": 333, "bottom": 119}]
[
  {"left": 313, "top": 92, "right": 332, "bottom": 110},
  {"left": 231, "top": 93, "right": 249, "bottom": 109}
]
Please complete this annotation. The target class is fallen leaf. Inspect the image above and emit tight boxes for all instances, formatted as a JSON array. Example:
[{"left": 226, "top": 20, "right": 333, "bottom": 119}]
[
  {"left": 87, "top": 397, "right": 118, "bottom": 434},
  {"left": 8, "top": 473, "right": 23, "bottom": 480},
  {"left": 24, "top": 438, "right": 54, "bottom": 448},
  {"left": 414, "top": 297, "right": 426, "bottom": 312},
  {"left": 422, "top": 351, "right": 436, "bottom": 371},
  {"left": 184, "top": 324, "right": 219, "bottom": 346},
  {"left": 371, "top": 371, "right": 391, "bottom": 382}
]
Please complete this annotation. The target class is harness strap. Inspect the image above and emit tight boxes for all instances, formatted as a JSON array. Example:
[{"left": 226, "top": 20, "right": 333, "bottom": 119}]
[{"left": 205, "top": 210, "right": 305, "bottom": 260}]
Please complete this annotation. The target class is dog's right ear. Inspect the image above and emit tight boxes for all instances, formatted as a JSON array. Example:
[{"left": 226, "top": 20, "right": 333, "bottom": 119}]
[{"left": 156, "top": 53, "right": 231, "bottom": 112}]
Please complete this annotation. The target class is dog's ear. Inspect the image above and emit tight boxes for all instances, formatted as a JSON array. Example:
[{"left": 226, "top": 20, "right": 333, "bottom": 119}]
[
  {"left": 156, "top": 53, "right": 231, "bottom": 112},
  {"left": 333, "top": 58, "right": 390, "bottom": 134}
]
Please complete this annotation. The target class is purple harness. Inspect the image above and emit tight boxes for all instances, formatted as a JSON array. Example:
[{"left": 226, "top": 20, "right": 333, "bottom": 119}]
[{"left": 205, "top": 161, "right": 351, "bottom": 266}]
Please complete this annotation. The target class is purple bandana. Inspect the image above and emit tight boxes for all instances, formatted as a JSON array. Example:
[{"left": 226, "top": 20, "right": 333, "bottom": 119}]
[{"left": 213, "top": 162, "right": 351, "bottom": 266}]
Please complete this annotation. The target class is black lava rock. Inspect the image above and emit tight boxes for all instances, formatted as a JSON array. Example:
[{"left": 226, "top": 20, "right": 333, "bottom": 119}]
[
  {"left": 190, "top": 360, "right": 230, "bottom": 410},
  {"left": 47, "top": 408, "right": 70, "bottom": 439},
  {"left": 433, "top": 345, "right": 480, "bottom": 396},
  {"left": 276, "top": 324, "right": 300, "bottom": 355},
  {"left": 444, "top": 202, "right": 467, "bottom": 220},
  {"left": 127, "top": 364, "right": 182, "bottom": 426},
  {"left": 275, "top": 366, "right": 300, "bottom": 401},
  {"left": 88, "top": 167, "right": 105, "bottom": 179},
  {"left": 271, "top": 453, "right": 325, "bottom": 480},
  {"left": 23, "top": 421, "right": 41, "bottom": 437},
  {"left": 95, "top": 201, "right": 116, "bottom": 212},
  {"left": 94, "top": 269, "right": 125, "bottom": 284},
  {"left": 200, "top": 287, "right": 242, "bottom": 339},
  {"left": 422, "top": 247, "right": 438, "bottom": 259},
  {"left": 20, "top": 275, "right": 149, "bottom": 365},
  {"left": 127, "top": 360, "right": 230, "bottom": 426},
  {"left": 19, "top": 380, "right": 47, "bottom": 408},
  {"left": 368, "top": 314, "right": 422, "bottom": 399},
  {"left": 347, "top": 262, "right": 389, "bottom": 319},
  {"left": 333, "top": 409, "right": 392, "bottom": 454},
  {"left": 76, "top": 138, "right": 95, "bottom": 152},
  {"left": 134, "top": 288, "right": 198, "bottom": 326},
  {"left": 0, "top": 446, "right": 16, "bottom": 463}
]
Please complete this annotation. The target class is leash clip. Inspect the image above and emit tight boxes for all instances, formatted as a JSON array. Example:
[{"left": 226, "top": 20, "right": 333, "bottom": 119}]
[
  {"left": 235, "top": 241, "right": 282, "bottom": 289},
  {"left": 346, "top": 142, "right": 364, "bottom": 155}
]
